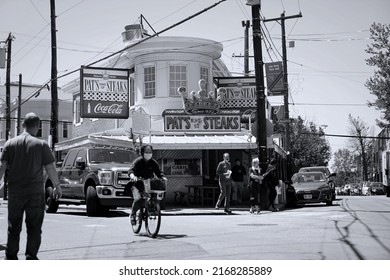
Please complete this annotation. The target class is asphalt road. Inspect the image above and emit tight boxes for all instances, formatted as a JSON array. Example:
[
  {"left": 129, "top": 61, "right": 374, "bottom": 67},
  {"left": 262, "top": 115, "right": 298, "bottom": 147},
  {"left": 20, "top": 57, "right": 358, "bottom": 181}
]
[{"left": 0, "top": 195, "right": 389, "bottom": 260}]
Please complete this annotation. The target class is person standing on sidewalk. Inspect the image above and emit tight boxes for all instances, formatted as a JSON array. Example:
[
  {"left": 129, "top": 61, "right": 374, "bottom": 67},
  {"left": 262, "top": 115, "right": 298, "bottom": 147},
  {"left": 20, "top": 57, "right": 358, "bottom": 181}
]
[
  {"left": 248, "top": 158, "right": 263, "bottom": 214},
  {"left": 263, "top": 158, "right": 279, "bottom": 212},
  {"left": 215, "top": 153, "right": 232, "bottom": 214},
  {"left": 0, "top": 112, "right": 62, "bottom": 260},
  {"left": 231, "top": 158, "right": 247, "bottom": 206}
]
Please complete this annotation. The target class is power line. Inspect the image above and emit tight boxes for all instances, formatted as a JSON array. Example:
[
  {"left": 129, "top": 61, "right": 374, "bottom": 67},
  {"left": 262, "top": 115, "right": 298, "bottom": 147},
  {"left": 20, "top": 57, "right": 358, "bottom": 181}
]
[
  {"left": 300, "top": 131, "right": 388, "bottom": 140},
  {"left": 285, "top": 102, "right": 369, "bottom": 107}
]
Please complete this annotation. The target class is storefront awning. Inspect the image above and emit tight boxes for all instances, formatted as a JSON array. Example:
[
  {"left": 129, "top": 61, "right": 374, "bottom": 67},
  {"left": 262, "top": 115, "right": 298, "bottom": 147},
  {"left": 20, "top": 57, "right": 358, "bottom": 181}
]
[{"left": 142, "top": 134, "right": 257, "bottom": 150}]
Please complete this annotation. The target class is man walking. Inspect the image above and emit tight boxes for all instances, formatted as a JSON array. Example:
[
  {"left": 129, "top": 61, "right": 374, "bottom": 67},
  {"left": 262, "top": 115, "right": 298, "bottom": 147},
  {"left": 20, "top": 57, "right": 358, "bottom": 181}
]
[
  {"left": 0, "top": 112, "right": 62, "bottom": 260},
  {"left": 231, "top": 158, "right": 247, "bottom": 205},
  {"left": 215, "top": 153, "right": 232, "bottom": 214}
]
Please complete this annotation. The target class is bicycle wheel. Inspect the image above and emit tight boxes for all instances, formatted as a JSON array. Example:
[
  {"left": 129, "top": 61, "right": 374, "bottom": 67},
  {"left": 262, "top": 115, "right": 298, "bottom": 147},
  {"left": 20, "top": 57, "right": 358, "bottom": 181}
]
[
  {"left": 145, "top": 199, "right": 161, "bottom": 238},
  {"left": 130, "top": 209, "right": 143, "bottom": 234}
]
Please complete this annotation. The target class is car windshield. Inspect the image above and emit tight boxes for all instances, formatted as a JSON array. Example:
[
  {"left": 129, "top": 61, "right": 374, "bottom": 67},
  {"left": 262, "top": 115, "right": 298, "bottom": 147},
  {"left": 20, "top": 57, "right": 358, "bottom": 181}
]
[
  {"left": 292, "top": 172, "right": 325, "bottom": 184},
  {"left": 299, "top": 167, "right": 330, "bottom": 176},
  {"left": 370, "top": 183, "right": 383, "bottom": 189},
  {"left": 89, "top": 149, "right": 137, "bottom": 164}
]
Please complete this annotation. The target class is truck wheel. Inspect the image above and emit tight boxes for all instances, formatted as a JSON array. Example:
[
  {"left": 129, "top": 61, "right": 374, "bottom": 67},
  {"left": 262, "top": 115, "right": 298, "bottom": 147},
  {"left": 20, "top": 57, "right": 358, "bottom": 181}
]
[
  {"left": 86, "top": 186, "right": 99, "bottom": 217},
  {"left": 45, "top": 186, "right": 59, "bottom": 213}
]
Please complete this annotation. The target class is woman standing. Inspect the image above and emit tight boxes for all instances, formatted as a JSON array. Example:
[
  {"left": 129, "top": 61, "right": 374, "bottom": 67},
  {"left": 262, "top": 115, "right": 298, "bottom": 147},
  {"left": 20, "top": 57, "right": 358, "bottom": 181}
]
[{"left": 248, "top": 158, "right": 263, "bottom": 214}]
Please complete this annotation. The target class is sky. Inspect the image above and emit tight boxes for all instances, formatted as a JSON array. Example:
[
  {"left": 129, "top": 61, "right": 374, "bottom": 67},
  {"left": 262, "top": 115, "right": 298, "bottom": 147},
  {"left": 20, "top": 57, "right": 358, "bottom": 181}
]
[{"left": 1, "top": 0, "right": 389, "bottom": 166}]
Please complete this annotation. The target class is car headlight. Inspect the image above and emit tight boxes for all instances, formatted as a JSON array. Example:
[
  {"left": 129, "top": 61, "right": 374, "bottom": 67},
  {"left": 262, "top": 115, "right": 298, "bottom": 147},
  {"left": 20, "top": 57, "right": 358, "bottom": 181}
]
[{"left": 98, "top": 171, "right": 113, "bottom": 185}]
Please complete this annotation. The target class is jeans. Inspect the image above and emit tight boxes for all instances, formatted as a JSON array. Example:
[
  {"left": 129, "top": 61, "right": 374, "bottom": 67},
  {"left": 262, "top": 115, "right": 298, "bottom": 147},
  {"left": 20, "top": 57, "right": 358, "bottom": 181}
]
[
  {"left": 130, "top": 186, "right": 142, "bottom": 218},
  {"left": 216, "top": 180, "right": 231, "bottom": 208},
  {"left": 6, "top": 190, "right": 45, "bottom": 260},
  {"left": 231, "top": 181, "right": 244, "bottom": 203}
]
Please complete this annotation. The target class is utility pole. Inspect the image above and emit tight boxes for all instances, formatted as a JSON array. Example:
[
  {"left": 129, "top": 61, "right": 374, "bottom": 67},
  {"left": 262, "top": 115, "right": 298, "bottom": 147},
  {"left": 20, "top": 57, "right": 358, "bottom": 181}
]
[
  {"left": 5, "top": 33, "right": 13, "bottom": 142},
  {"left": 50, "top": 0, "right": 59, "bottom": 154},
  {"left": 17, "top": 73, "right": 22, "bottom": 135},
  {"left": 3, "top": 33, "right": 13, "bottom": 201},
  {"left": 263, "top": 12, "right": 302, "bottom": 179},
  {"left": 242, "top": 20, "right": 250, "bottom": 76},
  {"left": 247, "top": 1, "right": 267, "bottom": 170}
]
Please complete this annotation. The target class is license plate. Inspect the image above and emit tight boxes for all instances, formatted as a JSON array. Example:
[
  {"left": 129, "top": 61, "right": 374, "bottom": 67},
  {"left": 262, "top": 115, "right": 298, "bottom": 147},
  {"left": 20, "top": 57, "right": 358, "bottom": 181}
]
[{"left": 304, "top": 194, "right": 312, "bottom": 199}]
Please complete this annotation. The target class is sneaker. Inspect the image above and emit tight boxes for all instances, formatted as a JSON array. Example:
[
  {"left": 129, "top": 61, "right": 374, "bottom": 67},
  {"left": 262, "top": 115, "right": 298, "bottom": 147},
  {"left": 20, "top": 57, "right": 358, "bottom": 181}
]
[
  {"left": 249, "top": 207, "right": 254, "bottom": 214},
  {"left": 215, "top": 204, "right": 220, "bottom": 209},
  {"left": 224, "top": 208, "right": 232, "bottom": 214}
]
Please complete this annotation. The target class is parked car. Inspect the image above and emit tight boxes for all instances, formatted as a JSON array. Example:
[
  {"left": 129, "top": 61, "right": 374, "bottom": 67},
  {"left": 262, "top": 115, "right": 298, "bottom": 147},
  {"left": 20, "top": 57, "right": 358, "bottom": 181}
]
[
  {"left": 368, "top": 182, "right": 385, "bottom": 195},
  {"left": 44, "top": 146, "right": 138, "bottom": 216},
  {"left": 299, "top": 166, "right": 337, "bottom": 200},
  {"left": 289, "top": 172, "right": 333, "bottom": 206}
]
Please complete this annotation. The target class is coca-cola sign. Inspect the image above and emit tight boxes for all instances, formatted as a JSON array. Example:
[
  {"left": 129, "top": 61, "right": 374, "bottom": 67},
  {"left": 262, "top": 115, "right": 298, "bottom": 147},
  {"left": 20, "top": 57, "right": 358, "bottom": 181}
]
[{"left": 80, "top": 67, "right": 129, "bottom": 119}]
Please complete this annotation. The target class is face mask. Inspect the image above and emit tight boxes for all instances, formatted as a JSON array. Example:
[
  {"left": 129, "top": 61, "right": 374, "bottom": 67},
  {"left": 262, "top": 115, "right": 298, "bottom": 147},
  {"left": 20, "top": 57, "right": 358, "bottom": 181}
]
[{"left": 144, "top": 153, "right": 152, "bottom": 161}]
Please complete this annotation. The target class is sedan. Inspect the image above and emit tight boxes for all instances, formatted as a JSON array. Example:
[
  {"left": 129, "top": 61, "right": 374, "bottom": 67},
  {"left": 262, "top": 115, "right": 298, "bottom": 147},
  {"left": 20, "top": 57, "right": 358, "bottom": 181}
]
[
  {"left": 368, "top": 182, "right": 385, "bottom": 195},
  {"left": 289, "top": 172, "right": 333, "bottom": 206}
]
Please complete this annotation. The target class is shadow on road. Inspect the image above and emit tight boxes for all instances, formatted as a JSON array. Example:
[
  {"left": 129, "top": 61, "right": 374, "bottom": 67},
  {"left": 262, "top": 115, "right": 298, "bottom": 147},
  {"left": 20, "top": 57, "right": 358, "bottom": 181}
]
[{"left": 50, "top": 210, "right": 129, "bottom": 218}]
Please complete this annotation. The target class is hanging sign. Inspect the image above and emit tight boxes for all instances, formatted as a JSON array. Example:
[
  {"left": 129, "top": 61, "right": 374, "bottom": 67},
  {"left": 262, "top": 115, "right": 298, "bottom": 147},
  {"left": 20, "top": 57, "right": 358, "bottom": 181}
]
[
  {"left": 80, "top": 67, "right": 129, "bottom": 118},
  {"left": 215, "top": 76, "right": 257, "bottom": 110},
  {"left": 265, "top": 62, "right": 284, "bottom": 96}
]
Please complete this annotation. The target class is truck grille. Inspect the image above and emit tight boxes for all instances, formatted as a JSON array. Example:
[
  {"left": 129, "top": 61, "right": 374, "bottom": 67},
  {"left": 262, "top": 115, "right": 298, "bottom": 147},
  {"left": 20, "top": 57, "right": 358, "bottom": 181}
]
[{"left": 116, "top": 171, "right": 130, "bottom": 187}]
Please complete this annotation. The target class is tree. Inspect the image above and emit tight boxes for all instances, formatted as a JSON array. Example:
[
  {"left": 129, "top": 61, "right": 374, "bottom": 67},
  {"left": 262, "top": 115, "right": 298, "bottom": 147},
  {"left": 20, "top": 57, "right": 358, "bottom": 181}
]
[
  {"left": 331, "top": 148, "right": 358, "bottom": 186},
  {"left": 348, "top": 114, "right": 374, "bottom": 181},
  {"left": 365, "top": 22, "right": 390, "bottom": 128},
  {"left": 285, "top": 116, "right": 331, "bottom": 173}
]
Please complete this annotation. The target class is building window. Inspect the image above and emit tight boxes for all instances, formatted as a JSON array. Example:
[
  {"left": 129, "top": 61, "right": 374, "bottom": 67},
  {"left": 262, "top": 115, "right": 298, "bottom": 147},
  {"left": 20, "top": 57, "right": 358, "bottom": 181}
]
[
  {"left": 37, "top": 121, "right": 42, "bottom": 138},
  {"left": 63, "top": 122, "right": 68, "bottom": 138},
  {"left": 200, "top": 66, "right": 209, "bottom": 92},
  {"left": 144, "top": 66, "right": 155, "bottom": 98},
  {"left": 73, "top": 97, "right": 82, "bottom": 125},
  {"left": 170, "top": 65, "right": 187, "bottom": 97}
]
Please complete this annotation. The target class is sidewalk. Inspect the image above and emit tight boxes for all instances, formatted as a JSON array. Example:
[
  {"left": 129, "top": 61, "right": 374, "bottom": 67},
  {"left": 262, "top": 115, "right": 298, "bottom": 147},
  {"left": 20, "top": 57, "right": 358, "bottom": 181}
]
[{"left": 1, "top": 199, "right": 286, "bottom": 215}]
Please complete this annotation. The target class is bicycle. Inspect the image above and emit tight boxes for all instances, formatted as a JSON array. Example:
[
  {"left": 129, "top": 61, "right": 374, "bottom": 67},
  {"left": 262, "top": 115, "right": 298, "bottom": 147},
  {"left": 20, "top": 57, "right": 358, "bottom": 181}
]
[{"left": 129, "top": 177, "right": 166, "bottom": 238}]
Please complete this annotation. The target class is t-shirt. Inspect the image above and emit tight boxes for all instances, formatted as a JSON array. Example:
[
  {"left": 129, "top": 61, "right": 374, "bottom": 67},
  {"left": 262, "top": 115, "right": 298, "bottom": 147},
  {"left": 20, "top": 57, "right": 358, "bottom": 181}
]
[
  {"left": 216, "top": 160, "right": 231, "bottom": 182},
  {"left": 1, "top": 132, "right": 55, "bottom": 192}
]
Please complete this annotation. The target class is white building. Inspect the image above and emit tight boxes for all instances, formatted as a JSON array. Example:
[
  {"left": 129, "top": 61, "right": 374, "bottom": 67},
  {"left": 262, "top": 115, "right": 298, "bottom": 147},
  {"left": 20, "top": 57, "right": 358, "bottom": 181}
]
[{"left": 58, "top": 24, "right": 282, "bottom": 204}]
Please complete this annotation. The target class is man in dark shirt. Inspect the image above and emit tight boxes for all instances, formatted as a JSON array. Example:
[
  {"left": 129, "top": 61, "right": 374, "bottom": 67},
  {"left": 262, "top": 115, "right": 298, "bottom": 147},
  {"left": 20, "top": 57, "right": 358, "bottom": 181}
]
[
  {"left": 128, "top": 144, "right": 166, "bottom": 224},
  {"left": 0, "top": 112, "right": 62, "bottom": 260},
  {"left": 231, "top": 159, "right": 247, "bottom": 205},
  {"left": 215, "top": 153, "right": 232, "bottom": 214}
]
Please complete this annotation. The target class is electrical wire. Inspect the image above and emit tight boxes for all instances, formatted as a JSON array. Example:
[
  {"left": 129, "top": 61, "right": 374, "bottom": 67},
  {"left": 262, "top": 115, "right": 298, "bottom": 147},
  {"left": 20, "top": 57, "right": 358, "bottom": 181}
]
[
  {"left": 57, "top": 0, "right": 87, "bottom": 17},
  {"left": 28, "top": 0, "right": 48, "bottom": 24},
  {"left": 29, "top": 45, "right": 50, "bottom": 83}
]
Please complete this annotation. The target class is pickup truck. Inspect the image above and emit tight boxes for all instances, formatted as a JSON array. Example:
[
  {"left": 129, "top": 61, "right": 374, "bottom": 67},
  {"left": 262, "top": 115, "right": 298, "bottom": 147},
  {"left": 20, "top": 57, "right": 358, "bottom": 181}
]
[{"left": 44, "top": 146, "right": 138, "bottom": 216}]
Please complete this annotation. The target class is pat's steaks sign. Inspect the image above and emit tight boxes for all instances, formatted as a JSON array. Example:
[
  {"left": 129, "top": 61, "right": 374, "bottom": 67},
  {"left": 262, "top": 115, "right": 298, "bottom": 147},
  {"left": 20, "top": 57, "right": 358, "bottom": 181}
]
[
  {"left": 163, "top": 109, "right": 241, "bottom": 132},
  {"left": 80, "top": 67, "right": 129, "bottom": 118}
]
